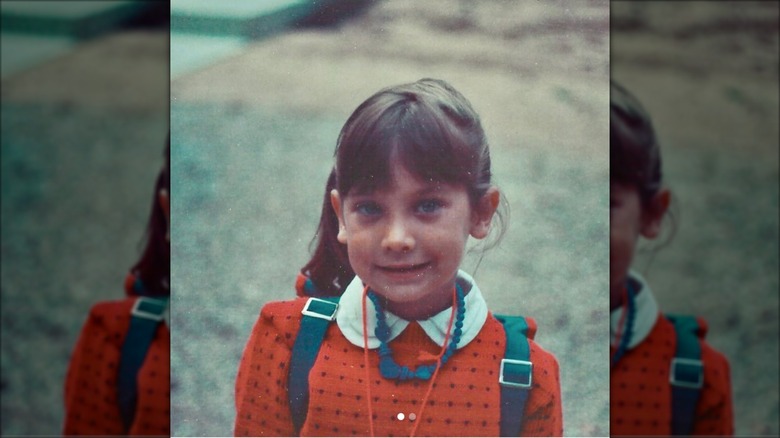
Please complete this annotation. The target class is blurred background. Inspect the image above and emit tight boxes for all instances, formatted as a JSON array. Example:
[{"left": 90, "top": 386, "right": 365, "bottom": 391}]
[
  {"left": 1, "top": 1, "right": 168, "bottom": 435},
  {"left": 612, "top": 1, "right": 779, "bottom": 436},
  {"left": 171, "top": 0, "right": 609, "bottom": 436}
]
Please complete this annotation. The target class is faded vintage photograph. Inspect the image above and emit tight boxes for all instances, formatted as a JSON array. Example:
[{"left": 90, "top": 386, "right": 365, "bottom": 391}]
[{"left": 171, "top": 0, "right": 608, "bottom": 436}]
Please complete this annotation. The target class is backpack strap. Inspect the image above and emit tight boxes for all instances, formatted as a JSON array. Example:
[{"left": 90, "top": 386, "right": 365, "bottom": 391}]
[
  {"left": 287, "top": 304, "right": 532, "bottom": 436},
  {"left": 494, "top": 314, "right": 534, "bottom": 437},
  {"left": 666, "top": 314, "right": 704, "bottom": 436},
  {"left": 117, "top": 296, "right": 168, "bottom": 431},
  {"left": 289, "top": 296, "right": 340, "bottom": 435}
]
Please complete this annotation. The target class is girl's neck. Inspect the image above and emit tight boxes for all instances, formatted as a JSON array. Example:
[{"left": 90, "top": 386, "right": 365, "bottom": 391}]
[{"left": 382, "top": 282, "right": 459, "bottom": 321}]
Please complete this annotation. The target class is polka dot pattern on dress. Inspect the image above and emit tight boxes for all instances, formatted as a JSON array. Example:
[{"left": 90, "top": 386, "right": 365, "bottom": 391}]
[
  {"left": 234, "top": 299, "right": 562, "bottom": 436},
  {"left": 64, "top": 298, "right": 170, "bottom": 436},
  {"left": 611, "top": 315, "right": 733, "bottom": 435}
]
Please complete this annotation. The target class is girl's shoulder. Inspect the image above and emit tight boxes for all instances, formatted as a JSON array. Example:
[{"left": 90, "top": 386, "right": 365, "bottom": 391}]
[
  {"left": 253, "top": 297, "right": 314, "bottom": 345},
  {"left": 483, "top": 313, "right": 559, "bottom": 365},
  {"left": 81, "top": 296, "right": 170, "bottom": 345},
  {"left": 649, "top": 313, "right": 731, "bottom": 382},
  {"left": 88, "top": 295, "right": 169, "bottom": 322},
  {"left": 259, "top": 297, "right": 311, "bottom": 319},
  {"left": 71, "top": 298, "right": 143, "bottom": 353},
  {"left": 85, "top": 297, "right": 137, "bottom": 331}
]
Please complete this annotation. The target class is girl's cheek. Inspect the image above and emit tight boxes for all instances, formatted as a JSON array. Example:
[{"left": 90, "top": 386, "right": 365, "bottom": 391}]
[{"left": 345, "top": 231, "right": 375, "bottom": 250}]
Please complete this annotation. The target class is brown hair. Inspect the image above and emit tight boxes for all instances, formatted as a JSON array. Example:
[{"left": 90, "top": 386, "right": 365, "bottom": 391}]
[
  {"left": 611, "top": 81, "right": 677, "bottom": 252},
  {"left": 130, "top": 134, "right": 170, "bottom": 296},
  {"left": 301, "top": 78, "right": 505, "bottom": 296},
  {"left": 610, "top": 80, "right": 663, "bottom": 204}
]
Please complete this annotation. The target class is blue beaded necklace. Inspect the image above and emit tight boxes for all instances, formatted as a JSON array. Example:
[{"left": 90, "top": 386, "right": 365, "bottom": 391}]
[
  {"left": 366, "top": 284, "right": 465, "bottom": 380},
  {"left": 611, "top": 281, "right": 636, "bottom": 368}
]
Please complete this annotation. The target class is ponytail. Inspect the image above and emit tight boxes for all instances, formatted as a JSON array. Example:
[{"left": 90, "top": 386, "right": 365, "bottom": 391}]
[
  {"left": 130, "top": 134, "right": 170, "bottom": 296},
  {"left": 300, "top": 169, "right": 354, "bottom": 296}
]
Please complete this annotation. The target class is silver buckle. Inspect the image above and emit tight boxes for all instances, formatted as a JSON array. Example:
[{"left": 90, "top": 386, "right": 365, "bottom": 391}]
[
  {"left": 131, "top": 297, "right": 167, "bottom": 321},
  {"left": 499, "top": 358, "right": 533, "bottom": 388},
  {"left": 670, "top": 358, "right": 704, "bottom": 389},
  {"left": 301, "top": 297, "right": 338, "bottom": 321}
]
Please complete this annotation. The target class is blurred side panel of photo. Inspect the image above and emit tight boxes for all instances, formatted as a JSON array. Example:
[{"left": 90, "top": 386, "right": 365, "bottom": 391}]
[
  {"left": 1, "top": 1, "right": 169, "bottom": 435},
  {"left": 611, "top": 1, "right": 779, "bottom": 436}
]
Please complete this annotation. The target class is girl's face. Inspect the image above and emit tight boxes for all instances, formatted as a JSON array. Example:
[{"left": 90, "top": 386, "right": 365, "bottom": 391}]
[
  {"left": 332, "top": 163, "right": 497, "bottom": 319},
  {"left": 609, "top": 181, "right": 668, "bottom": 309}
]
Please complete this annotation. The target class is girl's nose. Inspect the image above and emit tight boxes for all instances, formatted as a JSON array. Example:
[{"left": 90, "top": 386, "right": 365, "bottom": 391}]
[{"left": 381, "top": 218, "right": 414, "bottom": 252}]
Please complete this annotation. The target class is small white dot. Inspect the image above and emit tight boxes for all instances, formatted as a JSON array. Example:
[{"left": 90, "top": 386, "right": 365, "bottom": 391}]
[
  {"left": 409, "top": 413, "right": 417, "bottom": 421},
  {"left": 396, "top": 413, "right": 405, "bottom": 421}
]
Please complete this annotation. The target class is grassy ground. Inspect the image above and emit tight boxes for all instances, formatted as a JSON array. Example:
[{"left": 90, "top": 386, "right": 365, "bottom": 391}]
[
  {"left": 171, "top": 1, "right": 610, "bottom": 436},
  {"left": 612, "top": 1, "right": 779, "bottom": 435}
]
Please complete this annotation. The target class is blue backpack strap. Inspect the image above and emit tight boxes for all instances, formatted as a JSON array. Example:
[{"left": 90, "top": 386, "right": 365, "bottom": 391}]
[
  {"left": 288, "top": 296, "right": 340, "bottom": 435},
  {"left": 117, "top": 296, "right": 168, "bottom": 431},
  {"left": 666, "top": 314, "right": 704, "bottom": 436},
  {"left": 494, "top": 314, "right": 533, "bottom": 437}
]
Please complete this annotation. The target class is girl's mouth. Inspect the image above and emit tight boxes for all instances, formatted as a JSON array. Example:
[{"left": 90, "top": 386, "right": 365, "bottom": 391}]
[{"left": 378, "top": 262, "right": 430, "bottom": 273}]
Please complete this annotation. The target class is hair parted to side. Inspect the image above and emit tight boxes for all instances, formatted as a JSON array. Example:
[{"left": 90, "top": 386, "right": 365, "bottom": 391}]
[
  {"left": 131, "top": 133, "right": 170, "bottom": 296},
  {"left": 301, "top": 78, "right": 506, "bottom": 297}
]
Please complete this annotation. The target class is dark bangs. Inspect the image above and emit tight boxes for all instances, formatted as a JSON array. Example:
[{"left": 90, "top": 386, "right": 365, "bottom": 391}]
[{"left": 336, "top": 91, "right": 486, "bottom": 201}]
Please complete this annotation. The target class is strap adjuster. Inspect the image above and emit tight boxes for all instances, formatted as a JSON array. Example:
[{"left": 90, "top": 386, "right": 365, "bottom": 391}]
[
  {"left": 499, "top": 358, "right": 533, "bottom": 388},
  {"left": 301, "top": 297, "right": 338, "bottom": 321},
  {"left": 670, "top": 358, "right": 704, "bottom": 389},
  {"left": 131, "top": 297, "right": 167, "bottom": 321}
]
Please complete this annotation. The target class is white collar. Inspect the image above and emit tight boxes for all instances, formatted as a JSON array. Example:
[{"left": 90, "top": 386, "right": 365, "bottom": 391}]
[
  {"left": 610, "top": 270, "right": 660, "bottom": 349},
  {"left": 335, "top": 270, "right": 489, "bottom": 349}
]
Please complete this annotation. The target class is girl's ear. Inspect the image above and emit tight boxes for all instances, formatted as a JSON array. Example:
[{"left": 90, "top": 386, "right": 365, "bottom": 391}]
[
  {"left": 330, "top": 189, "right": 348, "bottom": 244},
  {"left": 470, "top": 187, "right": 500, "bottom": 239},
  {"left": 640, "top": 188, "right": 670, "bottom": 239}
]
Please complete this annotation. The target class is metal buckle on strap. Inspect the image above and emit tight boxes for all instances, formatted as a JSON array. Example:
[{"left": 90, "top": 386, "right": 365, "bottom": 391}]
[
  {"left": 301, "top": 297, "right": 338, "bottom": 321},
  {"left": 499, "top": 358, "right": 533, "bottom": 389},
  {"left": 131, "top": 297, "right": 167, "bottom": 321},
  {"left": 670, "top": 358, "right": 704, "bottom": 389}
]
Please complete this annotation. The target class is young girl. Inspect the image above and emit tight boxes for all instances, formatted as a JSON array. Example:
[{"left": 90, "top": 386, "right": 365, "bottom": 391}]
[
  {"left": 609, "top": 81, "right": 733, "bottom": 435},
  {"left": 235, "top": 78, "right": 562, "bottom": 436},
  {"left": 64, "top": 138, "right": 170, "bottom": 435}
]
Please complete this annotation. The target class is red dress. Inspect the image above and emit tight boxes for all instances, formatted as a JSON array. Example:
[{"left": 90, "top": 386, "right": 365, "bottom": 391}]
[
  {"left": 63, "top": 274, "right": 169, "bottom": 436},
  {"left": 610, "top": 274, "right": 733, "bottom": 435},
  {"left": 235, "top": 274, "right": 563, "bottom": 436}
]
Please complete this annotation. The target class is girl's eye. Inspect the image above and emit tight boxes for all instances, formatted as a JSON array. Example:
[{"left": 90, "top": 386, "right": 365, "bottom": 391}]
[
  {"left": 356, "top": 202, "right": 382, "bottom": 216},
  {"left": 416, "top": 199, "right": 443, "bottom": 214}
]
